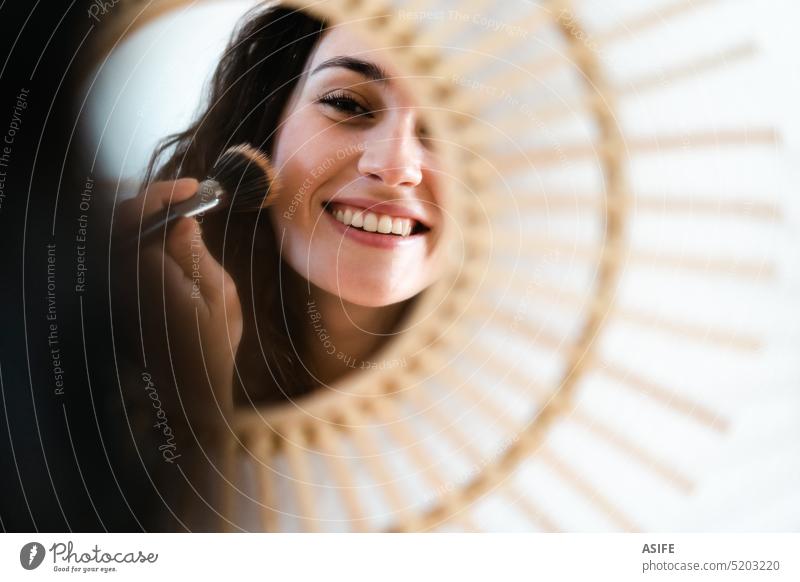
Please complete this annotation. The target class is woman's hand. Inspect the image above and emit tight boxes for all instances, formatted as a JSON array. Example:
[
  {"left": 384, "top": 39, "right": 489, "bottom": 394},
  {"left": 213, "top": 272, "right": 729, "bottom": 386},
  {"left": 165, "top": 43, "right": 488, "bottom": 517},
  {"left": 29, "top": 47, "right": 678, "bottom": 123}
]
[{"left": 115, "top": 178, "right": 242, "bottom": 438}]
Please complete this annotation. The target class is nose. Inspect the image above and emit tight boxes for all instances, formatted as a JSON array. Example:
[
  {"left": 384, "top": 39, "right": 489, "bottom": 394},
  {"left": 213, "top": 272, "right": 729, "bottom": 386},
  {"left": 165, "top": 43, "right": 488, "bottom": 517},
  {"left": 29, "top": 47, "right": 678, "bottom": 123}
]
[{"left": 357, "top": 114, "right": 423, "bottom": 188}]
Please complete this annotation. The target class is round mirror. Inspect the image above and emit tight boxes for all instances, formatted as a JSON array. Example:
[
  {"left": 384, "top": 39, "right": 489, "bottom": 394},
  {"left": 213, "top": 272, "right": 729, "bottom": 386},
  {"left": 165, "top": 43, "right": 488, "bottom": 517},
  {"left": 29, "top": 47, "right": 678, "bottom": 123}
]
[{"left": 80, "top": 0, "right": 784, "bottom": 533}]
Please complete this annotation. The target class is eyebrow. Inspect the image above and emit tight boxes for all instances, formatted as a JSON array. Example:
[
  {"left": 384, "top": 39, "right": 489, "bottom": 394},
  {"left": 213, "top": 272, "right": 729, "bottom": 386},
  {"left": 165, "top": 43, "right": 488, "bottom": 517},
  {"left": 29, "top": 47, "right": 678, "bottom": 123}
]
[{"left": 310, "top": 56, "right": 389, "bottom": 84}]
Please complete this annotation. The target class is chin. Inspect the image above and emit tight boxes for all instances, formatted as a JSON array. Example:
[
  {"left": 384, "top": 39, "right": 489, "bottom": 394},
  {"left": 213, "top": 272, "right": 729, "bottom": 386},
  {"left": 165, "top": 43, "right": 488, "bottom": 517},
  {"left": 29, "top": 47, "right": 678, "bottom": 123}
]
[{"left": 318, "top": 269, "right": 425, "bottom": 308}]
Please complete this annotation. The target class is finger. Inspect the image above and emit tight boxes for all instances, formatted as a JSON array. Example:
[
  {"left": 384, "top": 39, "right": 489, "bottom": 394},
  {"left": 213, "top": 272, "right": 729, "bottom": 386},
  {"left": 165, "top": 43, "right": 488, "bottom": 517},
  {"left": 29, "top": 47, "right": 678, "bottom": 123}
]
[
  {"left": 141, "top": 177, "right": 198, "bottom": 216},
  {"left": 114, "top": 178, "right": 199, "bottom": 235},
  {"left": 163, "top": 216, "right": 239, "bottom": 311}
]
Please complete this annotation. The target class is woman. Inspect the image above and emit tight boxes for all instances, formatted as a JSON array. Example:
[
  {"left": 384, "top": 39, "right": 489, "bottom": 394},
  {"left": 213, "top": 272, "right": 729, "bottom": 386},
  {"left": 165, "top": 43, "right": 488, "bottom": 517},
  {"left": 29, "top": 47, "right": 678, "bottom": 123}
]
[{"left": 116, "top": 2, "right": 448, "bottom": 477}]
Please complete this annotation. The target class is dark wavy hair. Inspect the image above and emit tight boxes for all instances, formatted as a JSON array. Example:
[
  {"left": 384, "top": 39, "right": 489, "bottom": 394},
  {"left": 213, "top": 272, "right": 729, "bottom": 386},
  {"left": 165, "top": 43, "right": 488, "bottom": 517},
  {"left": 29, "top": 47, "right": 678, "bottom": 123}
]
[{"left": 144, "top": 4, "right": 328, "bottom": 405}]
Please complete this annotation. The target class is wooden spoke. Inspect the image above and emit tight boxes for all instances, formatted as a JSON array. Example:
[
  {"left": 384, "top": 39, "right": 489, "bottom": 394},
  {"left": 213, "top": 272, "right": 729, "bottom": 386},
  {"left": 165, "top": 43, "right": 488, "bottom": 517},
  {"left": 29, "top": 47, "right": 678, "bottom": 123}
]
[
  {"left": 424, "top": 350, "right": 526, "bottom": 433},
  {"left": 221, "top": 436, "right": 239, "bottom": 533},
  {"left": 416, "top": 0, "right": 495, "bottom": 47},
  {"left": 456, "top": 341, "right": 552, "bottom": 403},
  {"left": 315, "top": 423, "right": 369, "bottom": 532},
  {"left": 539, "top": 445, "right": 640, "bottom": 532},
  {"left": 342, "top": 407, "right": 416, "bottom": 527},
  {"left": 251, "top": 434, "right": 280, "bottom": 532},
  {"left": 494, "top": 128, "right": 779, "bottom": 173},
  {"left": 619, "top": 42, "right": 756, "bottom": 95},
  {"left": 463, "top": 293, "right": 565, "bottom": 352},
  {"left": 567, "top": 407, "right": 694, "bottom": 493},
  {"left": 435, "top": 1, "right": 557, "bottom": 77},
  {"left": 371, "top": 397, "right": 452, "bottom": 491},
  {"left": 595, "top": 360, "right": 729, "bottom": 432},
  {"left": 488, "top": 232, "right": 776, "bottom": 280},
  {"left": 487, "top": 42, "right": 757, "bottom": 134},
  {"left": 283, "top": 425, "right": 320, "bottom": 532},
  {"left": 403, "top": 386, "right": 487, "bottom": 466},
  {"left": 595, "top": 0, "right": 718, "bottom": 45},
  {"left": 501, "top": 486, "right": 563, "bottom": 532},
  {"left": 484, "top": 191, "right": 780, "bottom": 221},
  {"left": 484, "top": 264, "right": 762, "bottom": 351}
]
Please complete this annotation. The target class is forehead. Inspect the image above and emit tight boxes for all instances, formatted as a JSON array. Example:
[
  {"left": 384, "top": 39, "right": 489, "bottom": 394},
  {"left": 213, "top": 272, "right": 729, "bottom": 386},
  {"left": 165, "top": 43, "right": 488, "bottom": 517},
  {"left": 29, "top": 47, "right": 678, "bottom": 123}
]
[{"left": 307, "top": 23, "right": 416, "bottom": 103}]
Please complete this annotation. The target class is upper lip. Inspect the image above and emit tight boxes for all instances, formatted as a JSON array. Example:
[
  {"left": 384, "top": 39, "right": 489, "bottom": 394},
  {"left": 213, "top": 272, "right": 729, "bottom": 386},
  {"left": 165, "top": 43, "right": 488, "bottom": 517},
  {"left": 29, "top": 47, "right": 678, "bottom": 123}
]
[{"left": 322, "top": 196, "right": 433, "bottom": 228}]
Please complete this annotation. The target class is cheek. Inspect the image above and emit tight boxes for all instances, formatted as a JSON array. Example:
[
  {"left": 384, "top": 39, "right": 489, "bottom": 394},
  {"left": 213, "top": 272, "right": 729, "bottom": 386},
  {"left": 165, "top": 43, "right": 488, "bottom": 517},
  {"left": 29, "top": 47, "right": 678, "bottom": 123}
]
[
  {"left": 271, "top": 124, "right": 315, "bottom": 212},
  {"left": 270, "top": 115, "right": 355, "bottom": 219},
  {"left": 269, "top": 123, "right": 325, "bottom": 244},
  {"left": 267, "top": 117, "right": 350, "bottom": 280}
]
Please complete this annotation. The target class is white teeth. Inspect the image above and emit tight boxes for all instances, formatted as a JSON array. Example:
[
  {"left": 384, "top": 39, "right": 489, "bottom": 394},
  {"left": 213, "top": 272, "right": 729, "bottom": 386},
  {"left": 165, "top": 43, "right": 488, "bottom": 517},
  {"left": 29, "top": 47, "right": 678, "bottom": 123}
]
[
  {"left": 329, "top": 204, "right": 420, "bottom": 237},
  {"left": 363, "top": 212, "right": 378, "bottom": 232},
  {"left": 377, "top": 215, "right": 393, "bottom": 234}
]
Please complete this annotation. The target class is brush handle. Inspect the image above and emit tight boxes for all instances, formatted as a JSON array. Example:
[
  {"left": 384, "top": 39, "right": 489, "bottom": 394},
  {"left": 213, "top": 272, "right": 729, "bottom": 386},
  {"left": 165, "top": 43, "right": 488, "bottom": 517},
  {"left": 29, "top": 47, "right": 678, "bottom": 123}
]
[{"left": 126, "top": 179, "right": 224, "bottom": 249}]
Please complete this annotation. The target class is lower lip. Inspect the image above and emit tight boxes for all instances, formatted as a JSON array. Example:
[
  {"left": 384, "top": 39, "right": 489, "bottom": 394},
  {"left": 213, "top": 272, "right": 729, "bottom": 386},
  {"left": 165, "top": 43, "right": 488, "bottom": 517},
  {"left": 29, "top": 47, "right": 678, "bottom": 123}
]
[{"left": 323, "top": 209, "right": 426, "bottom": 250}]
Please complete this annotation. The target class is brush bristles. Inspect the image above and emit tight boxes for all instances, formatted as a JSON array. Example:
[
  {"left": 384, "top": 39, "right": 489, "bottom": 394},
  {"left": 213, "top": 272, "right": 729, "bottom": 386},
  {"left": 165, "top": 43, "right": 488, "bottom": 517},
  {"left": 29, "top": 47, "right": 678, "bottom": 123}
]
[{"left": 210, "top": 144, "right": 278, "bottom": 212}]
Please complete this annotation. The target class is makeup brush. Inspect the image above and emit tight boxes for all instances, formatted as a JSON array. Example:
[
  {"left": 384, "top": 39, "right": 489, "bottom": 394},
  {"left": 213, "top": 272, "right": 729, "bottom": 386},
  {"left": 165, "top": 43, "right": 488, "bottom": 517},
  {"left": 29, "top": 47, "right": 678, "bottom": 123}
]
[{"left": 127, "top": 143, "right": 277, "bottom": 247}]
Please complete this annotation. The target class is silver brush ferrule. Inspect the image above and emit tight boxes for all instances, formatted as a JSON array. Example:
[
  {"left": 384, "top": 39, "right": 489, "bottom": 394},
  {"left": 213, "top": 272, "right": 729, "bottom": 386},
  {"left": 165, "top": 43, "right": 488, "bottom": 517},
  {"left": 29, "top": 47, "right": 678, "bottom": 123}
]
[
  {"left": 182, "top": 179, "right": 224, "bottom": 218},
  {"left": 122, "top": 178, "right": 226, "bottom": 250}
]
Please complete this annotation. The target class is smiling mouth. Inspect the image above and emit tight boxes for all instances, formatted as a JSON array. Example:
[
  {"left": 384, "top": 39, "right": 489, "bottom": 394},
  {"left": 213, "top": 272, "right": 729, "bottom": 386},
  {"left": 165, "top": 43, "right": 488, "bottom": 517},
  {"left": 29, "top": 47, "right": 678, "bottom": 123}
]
[{"left": 321, "top": 201, "right": 431, "bottom": 237}]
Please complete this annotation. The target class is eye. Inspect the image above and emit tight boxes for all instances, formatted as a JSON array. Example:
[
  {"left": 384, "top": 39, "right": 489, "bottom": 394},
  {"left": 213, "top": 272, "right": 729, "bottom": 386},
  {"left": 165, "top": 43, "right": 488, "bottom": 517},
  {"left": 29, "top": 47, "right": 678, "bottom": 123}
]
[{"left": 317, "top": 91, "right": 373, "bottom": 119}]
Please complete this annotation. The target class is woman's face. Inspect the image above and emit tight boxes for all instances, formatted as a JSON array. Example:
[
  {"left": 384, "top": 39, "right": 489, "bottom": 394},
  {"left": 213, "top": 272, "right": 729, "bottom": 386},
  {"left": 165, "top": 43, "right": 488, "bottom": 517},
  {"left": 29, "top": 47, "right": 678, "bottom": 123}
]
[{"left": 268, "top": 23, "right": 447, "bottom": 308}]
